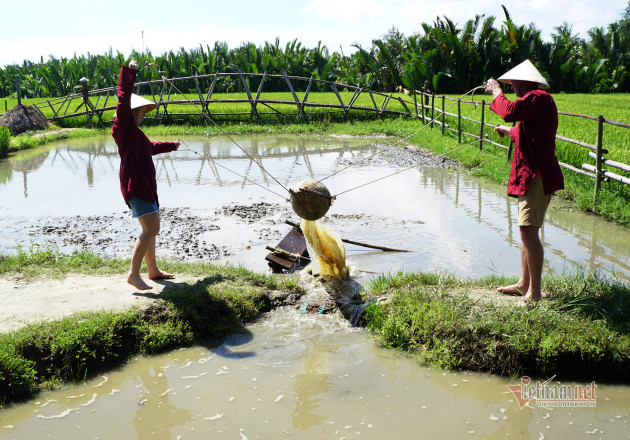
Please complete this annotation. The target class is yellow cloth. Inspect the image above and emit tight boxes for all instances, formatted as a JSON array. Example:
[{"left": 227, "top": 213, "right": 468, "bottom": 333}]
[{"left": 301, "top": 219, "right": 348, "bottom": 279}]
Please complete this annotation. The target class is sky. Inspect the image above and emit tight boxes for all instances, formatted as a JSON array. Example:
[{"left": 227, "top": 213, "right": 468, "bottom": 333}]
[{"left": 1, "top": 0, "right": 627, "bottom": 68}]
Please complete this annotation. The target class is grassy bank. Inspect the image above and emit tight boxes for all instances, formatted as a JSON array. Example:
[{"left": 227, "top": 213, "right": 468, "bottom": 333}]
[
  {"left": 0, "top": 246, "right": 304, "bottom": 406},
  {"left": 362, "top": 270, "right": 630, "bottom": 381}
]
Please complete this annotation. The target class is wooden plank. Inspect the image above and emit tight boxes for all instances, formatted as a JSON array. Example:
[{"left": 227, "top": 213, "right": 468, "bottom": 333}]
[
  {"left": 580, "top": 163, "right": 602, "bottom": 179},
  {"left": 302, "top": 76, "right": 313, "bottom": 105},
  {"left": 155, "top": 78, "right": 166, "bottom": 124},
  {"left": 283, "top": 70, "right": 304, "bottom": 118},
  {"left": 398, "top": 96, "right": 411, "bottom": 116},
  {"left": 368, "top": 90, "right": 380, "bottom": 117},
  {"left": 52, "top": 94, "right": 71, "bottom": 119},
  {"left": 379, "top": 94, "right": 391, "bottom": 115},
  {"left": 602, "top": 169, "right": 630, "bottom": 185},
  {"left": 265, "top": 252, "right": 295, "bottom": 270},
  {"left": 203, "top": 73, "right": 218, "bottom": 118},
  {"left": 556, "top": 134, "right": 597, "bottom": 150},
  {"left": 237, "top": 69, "right": 256, "bottom": 116},
  {"left": 603, "top": 118, "right": 630, "bottom": 129},
  {"left": 588, "top": 151, "right": 630, "bottom": 173},
  {"left": 193, "top": 74, "right": 206, "bottom": 124},
  {"left": 347, "top": 88, "right": 362, "bottom": 110},
  {"left": 330, "top": 83, "right": 347, "bottom": 119},
  {"left": 557, "top": 111, "right": 599, "bottom": 121}
]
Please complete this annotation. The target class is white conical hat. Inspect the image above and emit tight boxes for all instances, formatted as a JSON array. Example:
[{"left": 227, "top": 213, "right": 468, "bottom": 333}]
[
  {"left": 130, "top": 94, "right": 157, "bottom": 112},
  {"left": 498, "top": 59, "right": 550, "bottom": 90}
]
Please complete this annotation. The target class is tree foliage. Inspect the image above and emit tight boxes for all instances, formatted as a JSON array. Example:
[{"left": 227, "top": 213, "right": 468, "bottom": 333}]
[{"left": 1, "top": 5, "right": 629, "bottom": 98}]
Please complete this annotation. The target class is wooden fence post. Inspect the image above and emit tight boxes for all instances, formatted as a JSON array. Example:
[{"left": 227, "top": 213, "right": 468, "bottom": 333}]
[
  {"left": 413, "top": 89, "right": 418, "bottom": 118},
  {"left": 441, "top": 96, "right": 445, "bottom": 134},
  {"left": 593, "top": 114, "right": 604, "bottom": 207},
  {"left": 420, "top": 91, "right": 425, "bottom": 123},
  {"left": 479, "top": 100, "right": 485, "bottom": 150},
  {"left": 430, "top": 92, "right": 435, "bottom": 129},
  {"left": 457, "top": 99, "right": 461, "bottom": 143}
]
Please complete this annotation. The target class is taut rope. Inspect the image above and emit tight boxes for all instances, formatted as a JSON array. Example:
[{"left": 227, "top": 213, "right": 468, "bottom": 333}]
[
  {"left": 146, "top": 64, "right": 290, "bottom": 194},
  {"left": 317, "top": 85, "right": 486, "bottom": 185},
  {"left": 332, "top": 136, "right": 484, "bottom": 198},
  {"left": 145, "top": 60, "right": 488, "bottom": 202},
  {"left": 177, "top": 139, "right": 289, "bottom": 201}
]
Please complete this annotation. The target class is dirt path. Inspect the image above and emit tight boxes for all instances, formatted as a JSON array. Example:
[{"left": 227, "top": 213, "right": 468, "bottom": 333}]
[{"left": 0, "top": 273, "right": 201, "bottom": 333}]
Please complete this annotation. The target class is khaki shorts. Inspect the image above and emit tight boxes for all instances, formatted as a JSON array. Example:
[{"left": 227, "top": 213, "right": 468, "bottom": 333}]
[{"left": 518, "top": 178, "right": 552, "bottom": 227}]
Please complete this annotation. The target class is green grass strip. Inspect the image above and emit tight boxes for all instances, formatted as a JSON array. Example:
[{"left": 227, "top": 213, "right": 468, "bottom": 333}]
[
  {"left": 0, "top": 246, "right": 302, "bottom": 406},
  {"left": 362, "top": 270, "right": 630, "bottom": 380}
]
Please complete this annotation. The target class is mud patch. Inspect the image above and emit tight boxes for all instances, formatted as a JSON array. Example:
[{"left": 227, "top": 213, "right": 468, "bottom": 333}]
[
  {"left": 336, "top": 143, "right": 459, "bottom": 169},
  {"left": 28, "top": 207, "right": 229, "bottom": 261},
  {"left": 219, "top": 202, "right": 292, "bottom": 223}
]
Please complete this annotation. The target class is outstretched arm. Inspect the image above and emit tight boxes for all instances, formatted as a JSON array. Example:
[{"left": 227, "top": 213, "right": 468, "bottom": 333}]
[{"left": 114, "top": 60, "right": 139, "bottom": 127}]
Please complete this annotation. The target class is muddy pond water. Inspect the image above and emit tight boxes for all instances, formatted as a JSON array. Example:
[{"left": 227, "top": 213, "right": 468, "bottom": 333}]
[{"left": 1, "top": 135, "right": 629, "bottom": 439}]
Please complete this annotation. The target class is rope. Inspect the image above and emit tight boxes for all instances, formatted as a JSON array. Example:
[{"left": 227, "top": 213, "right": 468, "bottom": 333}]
[
  {"left": 178, "top": 139, "right": 289, "bottom": 202},
  {"left": 145, "top": 63, "right": 290, "bottom": 194},
  {"left": 332, "top": 137, "right": 483, "bottom": 198},
  {"left": 318, "top": 85, "right": 486, "bottom": 184}
]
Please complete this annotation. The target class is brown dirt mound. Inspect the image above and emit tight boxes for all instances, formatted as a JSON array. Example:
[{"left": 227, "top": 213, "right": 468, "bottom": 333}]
[{"left": 0, "top": 104, "right": 50, "bottom": 135}]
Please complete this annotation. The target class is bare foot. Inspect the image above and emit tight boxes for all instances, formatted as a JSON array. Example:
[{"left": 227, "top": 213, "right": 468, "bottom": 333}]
[
  {"left": 127, "top": 273, "right": 153, "bottom": 290},
  {"left": 148, "top": 270, "right": 175, "bottom": 280},
  {"left": 496, "top": 284, "right": 527, "bottom": 296},
  {"left": 517, "top": 294, "right": 540, "bottom": 308}
]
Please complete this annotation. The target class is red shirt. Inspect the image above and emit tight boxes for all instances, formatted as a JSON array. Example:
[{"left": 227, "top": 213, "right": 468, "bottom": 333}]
[
  {"left": 489, "top": 90, "right": 564, "bottom": 197},
  {"left": 111, "top": 66, "right": 178, "bottom": 207}
]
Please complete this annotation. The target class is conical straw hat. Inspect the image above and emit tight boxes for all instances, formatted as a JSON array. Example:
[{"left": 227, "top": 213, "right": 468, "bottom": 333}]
[
  {"left": 498, "top": 59, "right": 550, "bottom": 90},
  {"left": 130, "top": 94, "right": 157, "bottom": 112}
]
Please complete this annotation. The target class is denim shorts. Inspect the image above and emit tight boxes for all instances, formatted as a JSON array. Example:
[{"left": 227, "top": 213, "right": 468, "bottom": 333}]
[{"left": 128, "top": 197, "right": 159, "bottom": 218}]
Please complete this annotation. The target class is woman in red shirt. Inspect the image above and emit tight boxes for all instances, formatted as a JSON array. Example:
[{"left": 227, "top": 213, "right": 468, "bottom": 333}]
[
  {"left": 485, "top": 60, "right": 564, "bottom": 307},
  {"left": 112, "top": 60, "right": 180, "bottom": 290}
]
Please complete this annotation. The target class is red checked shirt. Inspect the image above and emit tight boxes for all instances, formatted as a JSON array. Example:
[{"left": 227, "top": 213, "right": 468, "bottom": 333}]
[
  {"left": 489, "top": 89, "right": 564, "bottom": 197},
  {"left": 111, "top": 66, "right": 178, "bottom": 207}
]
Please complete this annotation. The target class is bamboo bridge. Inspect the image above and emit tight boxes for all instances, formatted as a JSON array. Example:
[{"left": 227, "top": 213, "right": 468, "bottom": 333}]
[{"left": 30, "top": 72, "right": 429, "bottom": 126}]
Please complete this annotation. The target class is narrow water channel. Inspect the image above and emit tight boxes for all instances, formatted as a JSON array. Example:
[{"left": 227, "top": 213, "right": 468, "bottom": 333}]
[
  {"left": 1, "top": 135, "right": 629, "bottom": 438},
  {"left": 1, "top": 309, "right": 629, "bottom": 439}
]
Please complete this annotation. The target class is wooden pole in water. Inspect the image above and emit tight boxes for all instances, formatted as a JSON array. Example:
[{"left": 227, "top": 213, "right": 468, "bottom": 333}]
[{"left": 284, "top": 220, "right": 413, "bottom": 253}]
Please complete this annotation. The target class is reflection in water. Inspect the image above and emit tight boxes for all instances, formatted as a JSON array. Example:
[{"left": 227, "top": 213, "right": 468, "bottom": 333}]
[
  {"left": 1, "top": 136, "right": 630, "bottom": 439},
  {"left": 292, "top": 341, "right": 331, "bottom": 430},
  {"left": 133, "top": 365, "right": 194, "bottom": 439},
  {"left": 1, "top": 309, "right": 628, "bottom": 439},
  {"left": 1, "top": 134, "right": 630, "bottom": 284}
]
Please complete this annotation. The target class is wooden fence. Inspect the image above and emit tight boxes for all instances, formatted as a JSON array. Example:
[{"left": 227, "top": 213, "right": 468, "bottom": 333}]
[
  {"left": 420, "top": 92, "right": 630, "bottom": 205},
  {"left": 5, "top": 71, "right": 629, "bottom": 204}
]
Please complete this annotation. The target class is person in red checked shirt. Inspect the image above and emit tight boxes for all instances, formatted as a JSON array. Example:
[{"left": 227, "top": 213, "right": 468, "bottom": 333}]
[
  {"left": 112, "top": 60, "right": 180, "bottom": 290},
  {"left": 485, "top": 59, "right": 564, "bottom": 307}
]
